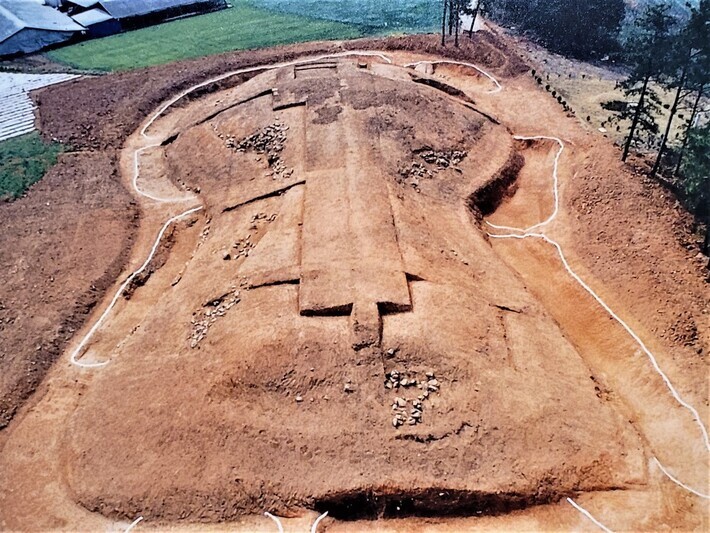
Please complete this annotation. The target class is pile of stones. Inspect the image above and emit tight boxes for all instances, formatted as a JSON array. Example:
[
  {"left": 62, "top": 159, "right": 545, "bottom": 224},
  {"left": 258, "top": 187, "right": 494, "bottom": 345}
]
[
  {"left": 419, "top": 148, "right": 467, "bottom": 168},
  {"left": 397, "top": 162, "right": 435, "bottom": 192},
  {"left": 397, "top": 148, "right": 468, "bottom": 192},
  {"left": 387, "top": 370, "right": 440, "bottom": 428},
  {"left": 223, "top": 236, "right": 254, "bottom": 261},
  {"left": 225, "top": 122, "right": 293, "bottom": 180},
  {"left": 189, "top": 290, "right": 240, "bottom": 348}
]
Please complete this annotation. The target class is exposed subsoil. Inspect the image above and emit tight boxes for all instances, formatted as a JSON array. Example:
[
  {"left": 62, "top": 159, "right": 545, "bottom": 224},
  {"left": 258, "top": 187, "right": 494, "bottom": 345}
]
[
  {"left": 0, "top": 151, "right": 138, "bottom": 430},
  {"left": 0, "top": 32, "right": 523, "bottom": 436},
  {"left": 0, "top": 30, "right": 707, "bottom": 533}
]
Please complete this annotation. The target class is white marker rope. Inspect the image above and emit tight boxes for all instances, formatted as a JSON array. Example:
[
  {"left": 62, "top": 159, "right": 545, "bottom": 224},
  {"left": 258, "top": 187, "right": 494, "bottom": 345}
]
[
  {"left": 486, "top": 135, "right": 564, "bottom": 233},
  {"left": 124, "top": 516, "right": 143, "bottom": 532},
  {"left": 264, "top": 512, "right": 284, "bottom": 533},
  {"left": 132, "top": 145, "right": 194, "bottom": 203},
  {"left": 70, "top": 206, "right": 203, "bottom": 368},
  {"left": 487, "top": 132, "right": 709, "bottom": 497},
  {"left": 566, "top": 498, "right": 613, "bottom": 533},
  {"left": 488, "top": 230, "right": 710, "bottom": 458},
  {"left": 140, "top": 51, "right": 393, "bottom": 137},
  {"left": 72, "top": 52, "right": 397, "bottom": 368},
  {"left": 311, "top": 511, "right": 329, "bottom": 533},
  {"left": 653, "top": 457, "right": 710, "bottom": 499},
  {"left": 403, "top": 59, "right": 503, "bottom": 93}
]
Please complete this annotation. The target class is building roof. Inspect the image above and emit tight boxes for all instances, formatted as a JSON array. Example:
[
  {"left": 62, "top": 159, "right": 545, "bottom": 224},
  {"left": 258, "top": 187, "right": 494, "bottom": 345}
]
[
  {"left": 66, "top": 0, "right": 101, "bottom": 7},
  {"left": 98, "top": 0, "right": 208, "bottom": 19},
  {"left": 0, "top": 1, "right": 84, "bottom": 43},
  {"left": 71, "top": 7, "right": 113, "bottom": 26}
]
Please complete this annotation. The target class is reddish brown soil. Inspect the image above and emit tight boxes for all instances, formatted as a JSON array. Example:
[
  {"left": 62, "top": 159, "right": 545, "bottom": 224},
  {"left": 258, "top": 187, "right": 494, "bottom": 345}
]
[
  {"left": 34, "top": 33, "right": 525, "bottom": 151},
  {"left": 0, "top": 32, "right": 524, "bottom": 435},
  {"left": 0, "top": 31, "right": 707, "bottom": 533},
  {"left": 0, "top": 152, "right": 138, "bottom": 429}
]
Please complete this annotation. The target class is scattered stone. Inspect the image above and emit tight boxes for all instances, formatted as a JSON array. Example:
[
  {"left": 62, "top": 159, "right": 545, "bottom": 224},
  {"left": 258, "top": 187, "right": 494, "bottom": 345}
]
[
  {"left": 222, "top": 250, "right": 231, "bottom": 261},
  {"left": 295, "top": 395, "right": 303, "bottom": 403},
  {"left": 226, "top": 122, "right": 293, "bottom": 180},
  {"left": 189, "top": 289, "right": 241, "bottom": 348},
  {"left": 344, "top": 382, "right": 355, "bottom": 393}
]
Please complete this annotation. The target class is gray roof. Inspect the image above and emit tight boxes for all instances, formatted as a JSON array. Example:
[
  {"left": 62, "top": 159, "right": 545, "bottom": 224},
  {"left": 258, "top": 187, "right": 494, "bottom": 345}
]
[
  {"left": 98, "top": 0, "right": 209, "bottom": 19},
  {"left": 0, "top": 1, "right": 84, "bottom": 42},
  {"left": 71, "top": 7, "right": 113, "bottom": 26},
  {"left": 66, "top": 0, "right": 101, "bottom": 7}
]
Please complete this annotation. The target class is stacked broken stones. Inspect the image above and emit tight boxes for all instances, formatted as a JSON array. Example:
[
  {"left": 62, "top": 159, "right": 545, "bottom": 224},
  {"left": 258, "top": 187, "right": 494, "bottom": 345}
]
[
  {"left": 189, "top": 290, "right": 240, "bottom": 348},
  {"left": 419, "top": 148, "right": 467, "bottom": 168},
  {"left": 223, "top": 122, "right": 293, "bottom": 180},
  {"left": 398, "top": 148, "right": 468, "bottom": 192},
  {"left": 387, "top": 369, "right": 440, "bottom": 428}
]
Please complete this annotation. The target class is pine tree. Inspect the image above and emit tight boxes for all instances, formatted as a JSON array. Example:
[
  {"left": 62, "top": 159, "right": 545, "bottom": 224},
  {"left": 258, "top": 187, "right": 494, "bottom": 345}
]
[
  {"left": 653, "top": 0, "right": 710, "bottom": 175},
  {"left": 617, "top": 4, "right": 677, "bottom": 162},
  {"left": 673, "top": 0, "right": 710, "bottom": 176},
  {"left": 681, "top": 125, "right": 710, "bottom": 256}
]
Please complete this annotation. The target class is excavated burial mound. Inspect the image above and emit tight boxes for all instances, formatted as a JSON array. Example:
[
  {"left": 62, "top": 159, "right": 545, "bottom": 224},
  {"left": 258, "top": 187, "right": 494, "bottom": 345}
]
[{"left": 66, "top": 60, "right": 645, "bottom": 522}]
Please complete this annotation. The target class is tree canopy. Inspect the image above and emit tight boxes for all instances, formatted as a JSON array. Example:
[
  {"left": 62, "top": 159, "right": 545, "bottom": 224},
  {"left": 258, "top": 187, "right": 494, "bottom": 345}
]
[{"left": 488, "top": 0, "right": 626, "bottom": 58}]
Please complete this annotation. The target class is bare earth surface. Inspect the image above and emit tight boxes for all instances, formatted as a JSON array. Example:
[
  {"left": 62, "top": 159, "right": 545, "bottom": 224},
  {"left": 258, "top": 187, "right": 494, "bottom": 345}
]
[{"left": 0, "top": 32, "right": 707, "bottom": 532}]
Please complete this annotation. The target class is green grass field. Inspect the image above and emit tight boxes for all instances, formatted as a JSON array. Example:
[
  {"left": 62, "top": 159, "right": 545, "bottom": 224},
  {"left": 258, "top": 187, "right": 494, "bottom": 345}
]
[
  {"left": 47, "top": 1, "right": 366, "bottom": 72},
  {"left": 251, "top": 0, "right": 440, "bottom": 33},
  {"left": 0, "top": 133, "right": 64, "bottom": 199}
]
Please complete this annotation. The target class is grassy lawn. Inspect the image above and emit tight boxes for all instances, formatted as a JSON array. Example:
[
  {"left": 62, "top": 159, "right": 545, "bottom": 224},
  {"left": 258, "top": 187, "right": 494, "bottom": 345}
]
[
  {"left": 47, "top": 1, "right": 366, "bottom": 72},
  {"left": 0, "top": 133, "right": 64, "bottom": 199},
  {"left": 250, "top": 0, "right": 440, "bottom": 33}
]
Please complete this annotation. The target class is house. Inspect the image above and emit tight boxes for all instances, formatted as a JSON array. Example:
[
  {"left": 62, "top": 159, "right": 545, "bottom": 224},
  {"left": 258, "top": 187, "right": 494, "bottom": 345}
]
[
  {"left": 0, "top": 0, "right": 84, "bottom": 57},
  {"left": 70, "top": 7, "right": 119, "bottom": 37}
]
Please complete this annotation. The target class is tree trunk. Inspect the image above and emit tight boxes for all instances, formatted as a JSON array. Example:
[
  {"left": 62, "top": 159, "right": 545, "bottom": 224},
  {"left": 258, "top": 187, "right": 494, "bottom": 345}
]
[
  {"left": 674, "top": 84, "right": 705, "bottom": 176},
  {"left": 652, "top": 68, "right": 687, "bottom": 176},
  {"left": 454, "top": 2, "right": 460, "bottom": 47},
  {"left": 469, "top": 2, "right": 480, "bottom": 37},
  {"left": 448, "top": 0, "right": 455, "bottom": 35},
  {"left": 441, "top": 0, "right": 447, "bottom": 46},
  {"left": 622, "top": 74, "right": 651, "bottom": 162}
]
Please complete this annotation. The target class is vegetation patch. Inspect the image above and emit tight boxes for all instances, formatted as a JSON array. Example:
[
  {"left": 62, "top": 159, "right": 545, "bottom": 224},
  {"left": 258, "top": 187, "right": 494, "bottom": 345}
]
[
  {"left": 46, "top": 1, "right": 365, "bottom": 72},
  {"left": 250, "top": 0, "right": 440, "bottom": 33},
  {"left": 0, "top": 133, "right": 64, "bottom": 200}
]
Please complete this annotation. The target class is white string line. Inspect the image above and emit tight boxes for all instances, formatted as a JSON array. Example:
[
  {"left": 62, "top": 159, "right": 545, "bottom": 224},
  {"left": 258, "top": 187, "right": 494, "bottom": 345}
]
[
  {"left": 403, "top": 59, "right": 503, "bottom": 93},
  {"left": 73, "top": 51, "right": 393, "bottom": 367},
  {"left": 264, "top": 512, "right": 284, "bottom": 533},
  {"left": 566, "top": 498, "right": 614, "bottom": 533},
  {"left": 653, "top": 457, "right": 710, "bottom": 499},
  {"left": 140, "top": 51, "right": 393, "bottom": 137},
  {"left": 489, "top": 230, "right": 710, "bottom": 461},
  {"left": 473, "top": 67, "right": 710, "bottom": 498},
  {"left": 70, "top": 206, "right": 203, "bottom": 368},
  {"left": 486, "top": 135, "right": 564, "bottom": 233},
  {"left": 132, "top": 145, "right": 194, "bottom": 203},
  {"left": 124, "top": 516, "right": 143, "bottom": 532},
  {"left": 311, "top": 511, "right": 329, "bottom": 533}
]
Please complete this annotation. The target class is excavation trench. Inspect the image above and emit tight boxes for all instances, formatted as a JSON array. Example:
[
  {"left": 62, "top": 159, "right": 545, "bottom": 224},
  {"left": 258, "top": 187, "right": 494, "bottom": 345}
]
[{"left": 312, "top": 487, "right": 562, "bottom": 521}]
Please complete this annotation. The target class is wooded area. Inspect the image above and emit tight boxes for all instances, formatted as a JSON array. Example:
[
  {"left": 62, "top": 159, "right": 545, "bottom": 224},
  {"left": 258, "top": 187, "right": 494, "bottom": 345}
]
[{"left": 440, "top": 0, "right": 709, "bottom": 254}]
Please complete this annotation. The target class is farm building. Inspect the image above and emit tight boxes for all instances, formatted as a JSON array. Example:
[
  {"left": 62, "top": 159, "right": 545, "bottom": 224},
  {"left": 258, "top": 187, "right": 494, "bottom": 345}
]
[
  {"left": 0, "top": 1, "right": 84, "bottom": 57},
  {"left": 65, "top": 0, "right": 227, "bottom": 34}
]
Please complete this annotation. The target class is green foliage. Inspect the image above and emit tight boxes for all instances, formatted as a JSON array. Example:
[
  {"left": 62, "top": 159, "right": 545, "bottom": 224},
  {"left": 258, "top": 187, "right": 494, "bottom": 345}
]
[
  {"left": 681, "top": 124, "right": 710, "bottom": 215},
  {"left": 612, "top": 3, "right": 678, "bottom": 158},
  {"left": 487, "top": 0, "right": 626, "bottom": 59},
  {"left": 250, "top": 0, "right": 441, "bottom": 33},
  {"left": 0, "top": 133, "right": 64, "bottom": 200},
  {"left": 47, "top": 1, "right": 365, "bottom": 72}
]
